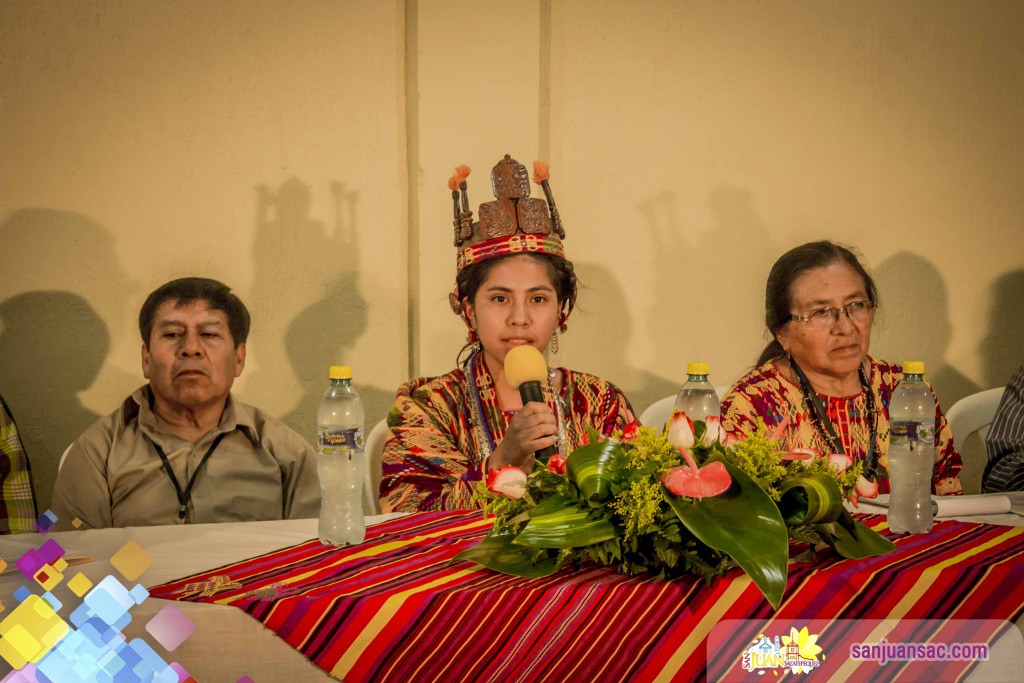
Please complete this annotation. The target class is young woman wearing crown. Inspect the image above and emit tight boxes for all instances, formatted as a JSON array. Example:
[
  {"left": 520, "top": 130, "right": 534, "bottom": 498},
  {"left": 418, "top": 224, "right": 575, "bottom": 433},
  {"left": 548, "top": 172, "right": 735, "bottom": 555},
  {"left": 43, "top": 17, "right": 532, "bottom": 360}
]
[{"left": 379, "top": 155, "right": 635, "bottom": 513}]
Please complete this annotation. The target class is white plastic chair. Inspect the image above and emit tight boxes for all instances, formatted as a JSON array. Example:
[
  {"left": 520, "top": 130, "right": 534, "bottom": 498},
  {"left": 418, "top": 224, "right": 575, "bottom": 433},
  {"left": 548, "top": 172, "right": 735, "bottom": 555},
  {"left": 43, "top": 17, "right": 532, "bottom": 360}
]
[
  {"left": 363, "top": 419, "right": 389, "bottom": 515},
  {"left": 947, "top": 387, "right": 1005, "bottom": 447},
  {"left": 946, "top": 387, "right": 1005, "bottom": 495},
  {"left": 640, "top": 395, "right": 676, "bottom": 430},
  {"left": 59, "top": 444, "right": 73, "bottom": 471}
]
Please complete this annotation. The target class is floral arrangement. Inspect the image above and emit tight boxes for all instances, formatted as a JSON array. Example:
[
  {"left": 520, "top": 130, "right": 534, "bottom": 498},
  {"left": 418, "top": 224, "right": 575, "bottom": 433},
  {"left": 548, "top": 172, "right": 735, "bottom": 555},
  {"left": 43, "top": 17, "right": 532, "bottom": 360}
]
[{"left": 458, "top": 413, "right": 896, "bottom": 609}]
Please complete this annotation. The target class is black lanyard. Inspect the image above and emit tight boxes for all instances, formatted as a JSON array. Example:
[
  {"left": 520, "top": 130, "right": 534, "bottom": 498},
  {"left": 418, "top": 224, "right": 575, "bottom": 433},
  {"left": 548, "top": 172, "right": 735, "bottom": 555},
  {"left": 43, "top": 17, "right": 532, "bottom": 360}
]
[
  {"left": 144, "top": 432, "right": 228, "bottom": 521},
  {"left": 789, "top": 356, "right": 880, "bottom": 480}
]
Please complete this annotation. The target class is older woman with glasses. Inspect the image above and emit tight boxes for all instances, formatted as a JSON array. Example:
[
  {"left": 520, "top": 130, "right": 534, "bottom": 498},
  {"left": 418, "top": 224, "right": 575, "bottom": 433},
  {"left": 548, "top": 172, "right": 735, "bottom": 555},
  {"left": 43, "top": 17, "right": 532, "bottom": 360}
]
[{"left": 720, "top": 241, "right": 962, "bottom": 496}]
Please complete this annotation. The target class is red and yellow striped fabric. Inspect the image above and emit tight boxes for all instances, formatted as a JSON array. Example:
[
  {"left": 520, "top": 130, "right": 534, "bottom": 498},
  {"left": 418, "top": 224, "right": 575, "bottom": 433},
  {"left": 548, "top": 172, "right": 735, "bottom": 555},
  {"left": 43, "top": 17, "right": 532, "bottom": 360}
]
[{"left": 149, "top": 512, "right": 1024, "bottom": 682}]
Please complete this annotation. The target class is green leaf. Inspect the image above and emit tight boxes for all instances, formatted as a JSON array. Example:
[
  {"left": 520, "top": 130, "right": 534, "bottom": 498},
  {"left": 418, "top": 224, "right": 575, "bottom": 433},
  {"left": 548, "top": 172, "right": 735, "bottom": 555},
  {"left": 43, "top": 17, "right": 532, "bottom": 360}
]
[
  {"left": 778, "top": 472, "right": 846, "bottom": 525},
  {"left": 567, "top": 440, "right": 618, "bottom": 505},
  {"left": 455, "top": 527, "right": 564, "bottom": 578},
  {"left": 664, "top": 458, "right": 789, "bottom": 609},
  {"left": 529, "top": 493, "right": 573, "bottom": 517},
  {"left": 815, "top": 511, "right": 897, "bottom": 559},
  {"left": 516, "top": 507, "right": 618, "bottom": 549}
]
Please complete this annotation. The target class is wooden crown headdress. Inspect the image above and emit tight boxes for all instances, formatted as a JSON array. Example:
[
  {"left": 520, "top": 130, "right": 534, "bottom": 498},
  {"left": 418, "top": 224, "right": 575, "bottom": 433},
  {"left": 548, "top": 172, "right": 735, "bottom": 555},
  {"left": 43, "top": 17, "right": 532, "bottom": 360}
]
[{"left": 449, "top": 154, "right": 566, "bottom": 271}]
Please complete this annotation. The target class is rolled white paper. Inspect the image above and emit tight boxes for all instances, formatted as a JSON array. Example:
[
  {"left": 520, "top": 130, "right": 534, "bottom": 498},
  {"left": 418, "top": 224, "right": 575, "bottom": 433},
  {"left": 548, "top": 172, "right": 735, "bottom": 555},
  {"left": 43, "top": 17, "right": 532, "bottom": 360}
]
[
  {"left": 932, "top": 494, "right": 1012, "bottom": 518},
  {"left": 861, "top": 494, "right": 1013, "bottom": 518}
]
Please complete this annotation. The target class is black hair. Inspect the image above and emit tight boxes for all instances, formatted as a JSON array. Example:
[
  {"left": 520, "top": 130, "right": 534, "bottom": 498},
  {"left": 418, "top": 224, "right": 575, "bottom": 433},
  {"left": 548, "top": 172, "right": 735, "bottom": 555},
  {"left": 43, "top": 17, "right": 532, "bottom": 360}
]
[
  {"left": 757, "top": 241, "right": 879, "bottom": 365},
  {"left": 139, "top": 277, "right": 250, "bottom": 348}
]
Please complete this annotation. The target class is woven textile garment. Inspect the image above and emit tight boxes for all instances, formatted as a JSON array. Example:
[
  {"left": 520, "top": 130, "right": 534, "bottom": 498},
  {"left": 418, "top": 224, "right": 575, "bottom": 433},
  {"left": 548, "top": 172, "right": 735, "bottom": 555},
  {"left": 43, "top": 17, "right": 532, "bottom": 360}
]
[
  {"left": 379, "top": 350, "right": 634, "bottom": 512},
  {"left": 0, "top": 394, "right": 38, "bottom": 533},
  {"left": 722, "top": 357, "right": 962, "bottom": 496},
  {"left": 151, "top": 511, "right": 1024, "bottom": 682}
]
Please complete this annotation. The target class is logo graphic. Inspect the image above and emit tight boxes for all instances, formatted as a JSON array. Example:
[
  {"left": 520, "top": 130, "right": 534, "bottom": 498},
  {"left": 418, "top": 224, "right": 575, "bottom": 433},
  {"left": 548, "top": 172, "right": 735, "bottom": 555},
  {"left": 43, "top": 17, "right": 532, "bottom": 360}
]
[
  {"left": 0, "top": 510, "right": 241, "bottom": 682},
  {"left": 742, "top": 626, "right": 824, "bottom": 674}
]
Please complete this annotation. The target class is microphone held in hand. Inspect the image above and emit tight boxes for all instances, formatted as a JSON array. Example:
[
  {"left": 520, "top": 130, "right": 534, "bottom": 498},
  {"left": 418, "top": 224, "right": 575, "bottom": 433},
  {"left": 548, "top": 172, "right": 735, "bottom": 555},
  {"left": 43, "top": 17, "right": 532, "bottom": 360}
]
[{"left": 504, "top": 345, "right": 558, "bottom": 462}]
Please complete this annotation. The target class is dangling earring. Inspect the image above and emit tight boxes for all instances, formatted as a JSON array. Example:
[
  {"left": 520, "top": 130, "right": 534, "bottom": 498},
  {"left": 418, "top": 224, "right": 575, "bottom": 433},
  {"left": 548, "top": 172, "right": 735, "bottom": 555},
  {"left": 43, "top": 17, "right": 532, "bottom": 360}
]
[
  {"left": 550, "top": 329, "right": 560, "bottom": 354},
  {"left": 467, "top": 328, "right": 479, "bottom": 345}
]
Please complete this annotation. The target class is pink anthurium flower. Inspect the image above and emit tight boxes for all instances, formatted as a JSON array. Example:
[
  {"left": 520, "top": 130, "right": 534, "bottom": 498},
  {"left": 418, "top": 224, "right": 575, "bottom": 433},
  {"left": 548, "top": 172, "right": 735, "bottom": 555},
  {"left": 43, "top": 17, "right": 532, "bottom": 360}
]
[
  {"left": 487, "top": 466, "right": 528, "bottom": 500},
  {"left": 547, "top": 453, "right": 567, "bottom": 475},
  {"left": 666, "top": 411, "right": 695, "bottom": 450},
  {"left": 621, "top": 420, "right": 640, "bottom": 442},
  {"left": 661, "top": 446, "right": 732, "bottom": 500},
  {"left": 701, "top": 415, "right": 723, "bottom": 447},
  {"left": 781, "top": 447, "right": 819, "bottom": 465},
  {"left": 827, "top": 453, "right": 854, "bottom": 475}
]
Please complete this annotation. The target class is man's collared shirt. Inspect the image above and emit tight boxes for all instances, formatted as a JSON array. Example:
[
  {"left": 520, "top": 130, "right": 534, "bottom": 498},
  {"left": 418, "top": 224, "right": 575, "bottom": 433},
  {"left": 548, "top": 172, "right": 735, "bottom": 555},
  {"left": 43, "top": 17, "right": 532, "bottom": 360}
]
[{"left": 52, "top": 386, "right": 320, "bottom": 529}]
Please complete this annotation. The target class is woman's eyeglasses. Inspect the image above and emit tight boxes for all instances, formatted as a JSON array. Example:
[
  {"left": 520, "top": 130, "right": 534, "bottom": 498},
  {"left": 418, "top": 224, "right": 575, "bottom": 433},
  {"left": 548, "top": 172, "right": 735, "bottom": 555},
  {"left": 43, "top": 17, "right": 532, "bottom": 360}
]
[{"left": 790, "top": 300, "right": 876, "bottom": 328}]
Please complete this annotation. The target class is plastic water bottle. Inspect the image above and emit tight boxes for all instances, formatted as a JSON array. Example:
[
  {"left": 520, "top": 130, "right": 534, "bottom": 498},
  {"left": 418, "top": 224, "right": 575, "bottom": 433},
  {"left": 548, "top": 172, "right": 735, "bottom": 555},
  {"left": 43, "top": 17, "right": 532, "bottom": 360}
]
[
  {"left": 887, "top": 361, "right": 935, "bottom": 534},
  {"left": 316, "top": 365, "right": 366, "bottom": 546},
  {"left": 674, "top": 362, "right": 721, "bottom": 422}
]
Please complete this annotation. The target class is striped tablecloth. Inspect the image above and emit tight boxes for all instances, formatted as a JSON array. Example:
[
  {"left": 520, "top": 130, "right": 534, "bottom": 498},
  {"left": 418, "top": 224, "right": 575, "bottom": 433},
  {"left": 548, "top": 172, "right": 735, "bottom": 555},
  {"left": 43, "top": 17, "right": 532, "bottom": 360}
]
[{"left": 149, "top": 511, "right": 1024, "bottom": 682}]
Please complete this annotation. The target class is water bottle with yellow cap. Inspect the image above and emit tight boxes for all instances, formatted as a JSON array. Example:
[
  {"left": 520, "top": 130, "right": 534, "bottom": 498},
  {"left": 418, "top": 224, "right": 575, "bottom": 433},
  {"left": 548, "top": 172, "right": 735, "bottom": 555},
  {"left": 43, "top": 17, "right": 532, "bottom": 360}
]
[
  {"left": 316, "top": 365, "right": 366, "bottom": 545},
  {"left": 673, "top": 361, "right": 721, "bottom": 423},
  {"left": 888, "top": 361, "right": 935, "bottom": 534}
]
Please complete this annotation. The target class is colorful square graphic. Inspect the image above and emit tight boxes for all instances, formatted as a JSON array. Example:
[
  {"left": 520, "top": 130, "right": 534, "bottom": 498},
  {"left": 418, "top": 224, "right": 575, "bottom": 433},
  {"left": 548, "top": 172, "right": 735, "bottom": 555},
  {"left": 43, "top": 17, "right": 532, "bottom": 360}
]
[
  {"left": 0, "top": 594, "right": 70, "bottom": 668},
  {"left": 71, "top": 576, "right": 145, "bottom": 629},
  {"left": 67, "top": 573, "right": 93, "bottom": 598},
  {"left": 145, "top": 604, "right": 195, "bottom": 652},
  {"left": 32, "top": 565, "right": 63, "bottom": 593},
  {"left": 111, "top": 541, "right": 153, "bottom": 582},
  {"left": 34, "top": 510, "right": 57, "bottom": 535},
  {"left": 2, "top": 525, "right": 257, "bottom": 681}
]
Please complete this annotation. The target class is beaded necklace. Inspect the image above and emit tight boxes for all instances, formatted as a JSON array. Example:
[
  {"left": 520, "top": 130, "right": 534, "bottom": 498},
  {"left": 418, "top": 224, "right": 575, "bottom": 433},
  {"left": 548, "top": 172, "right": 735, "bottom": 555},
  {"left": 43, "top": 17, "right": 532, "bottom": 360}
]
[
  {"left": 465, "top": 349, "right": 566, "bottom": 465},
  {"left": 789, "top": 356, "right": 880, "bottom": 480}
]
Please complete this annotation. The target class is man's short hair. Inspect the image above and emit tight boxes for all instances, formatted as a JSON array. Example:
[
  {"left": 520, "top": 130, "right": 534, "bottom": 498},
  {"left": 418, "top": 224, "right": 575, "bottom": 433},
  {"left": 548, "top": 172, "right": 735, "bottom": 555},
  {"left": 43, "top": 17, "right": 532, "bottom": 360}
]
[{"left": 139, "top": 277, "right": 251, "bottom": 348}]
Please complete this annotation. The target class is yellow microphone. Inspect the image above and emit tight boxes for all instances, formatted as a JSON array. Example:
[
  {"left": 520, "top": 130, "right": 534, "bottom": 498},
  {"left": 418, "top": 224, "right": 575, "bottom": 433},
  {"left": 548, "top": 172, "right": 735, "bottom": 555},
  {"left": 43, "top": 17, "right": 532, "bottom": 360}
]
[{"left": 504, "top": 345, "right": 558, "bottom": 461}]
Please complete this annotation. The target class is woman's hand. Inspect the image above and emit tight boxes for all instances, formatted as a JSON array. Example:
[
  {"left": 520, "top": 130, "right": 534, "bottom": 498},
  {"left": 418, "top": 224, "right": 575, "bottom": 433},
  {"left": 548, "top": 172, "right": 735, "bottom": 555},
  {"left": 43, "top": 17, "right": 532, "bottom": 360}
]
[{"left": 490, "top": 401, "right": 558, "bottom": 472}]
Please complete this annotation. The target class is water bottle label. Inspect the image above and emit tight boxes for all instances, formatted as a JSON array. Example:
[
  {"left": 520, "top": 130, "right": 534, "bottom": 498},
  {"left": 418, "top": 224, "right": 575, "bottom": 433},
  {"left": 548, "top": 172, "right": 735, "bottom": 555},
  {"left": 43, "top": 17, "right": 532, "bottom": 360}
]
[
  {"left": 891, "top": 421, "right": 934, "bottom": 449},
  {"left": 890, "top": 421, "right": 910, "bottom": 443},
  {"left": 318, "top": 427, "right": 364, "bottom": 458}
]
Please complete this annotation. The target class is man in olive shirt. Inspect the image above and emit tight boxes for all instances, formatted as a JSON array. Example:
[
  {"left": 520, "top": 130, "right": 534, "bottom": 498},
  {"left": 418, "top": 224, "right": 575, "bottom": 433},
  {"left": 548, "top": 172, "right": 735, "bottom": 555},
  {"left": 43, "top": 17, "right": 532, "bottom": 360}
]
[{"left": 53, "top": 278, "right": 319, "bottom": 529}]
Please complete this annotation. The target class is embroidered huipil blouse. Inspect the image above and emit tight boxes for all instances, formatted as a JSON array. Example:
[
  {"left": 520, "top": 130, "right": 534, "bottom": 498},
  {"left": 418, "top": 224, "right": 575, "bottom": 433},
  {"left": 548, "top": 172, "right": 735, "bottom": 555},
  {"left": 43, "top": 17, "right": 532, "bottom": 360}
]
[
  {"left": 721, "top": 357, "right": 962, "bottom": 495},
  {"left": 379, "top": 352, "right": 634, "bottom": 512}
]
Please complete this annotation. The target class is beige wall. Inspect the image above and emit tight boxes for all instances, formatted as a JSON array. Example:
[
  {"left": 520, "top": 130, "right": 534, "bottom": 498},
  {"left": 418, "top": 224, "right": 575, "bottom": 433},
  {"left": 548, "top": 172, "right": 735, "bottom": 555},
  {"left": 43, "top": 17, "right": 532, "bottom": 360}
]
[{"left": 3, "top": 0, "right": 1022, "bottom": 508}]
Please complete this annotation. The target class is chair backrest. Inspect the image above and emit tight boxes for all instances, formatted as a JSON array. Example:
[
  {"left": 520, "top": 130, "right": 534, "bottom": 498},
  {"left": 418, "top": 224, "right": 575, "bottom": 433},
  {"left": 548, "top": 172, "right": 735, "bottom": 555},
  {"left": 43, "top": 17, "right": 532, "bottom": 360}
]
[
  {"left": 59, "top": 444, "right": 73, "bottom": 471},
  {"left": 946, "top": 387, "right": 1004, "bottom": 495},
  {"left": 946, "top": 387, "right": 1005, "bottom": 446},
  {"left": 639, "top": 395, "right": 676, "bottom": 430},
  {"left": 639, "top": 387, "right": 731, "bottom": 431},
  {"left": 363, "top": 418, "right": 389, "bottom": 515}
]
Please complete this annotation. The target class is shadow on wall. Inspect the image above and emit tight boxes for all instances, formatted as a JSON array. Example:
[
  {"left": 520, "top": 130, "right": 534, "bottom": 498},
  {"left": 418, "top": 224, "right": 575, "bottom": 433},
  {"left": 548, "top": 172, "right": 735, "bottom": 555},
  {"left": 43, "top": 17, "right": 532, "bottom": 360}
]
[
  {"left": 282, "top": 274, "right": 394, "bottom": 436},
  {"left": 569, "top": 262, "right": 678, "bottom": 419},
  {"left": 0, "top": 293, "right": 107, "bottom": 510},
  {"left": 0, "top": 209, "right": 137, "bottom": 510},
  {"left": 872, "top": 251, "right": 979, "bottom": 407},
  {"left": 252, "top": 177, "right": 393, "bottom": 441},
  {"left": 982, "top": 269, "right": 1024, "bottom": 389},
  {"left": 639, "top": 185, "right": 775, "bottom": 390}
]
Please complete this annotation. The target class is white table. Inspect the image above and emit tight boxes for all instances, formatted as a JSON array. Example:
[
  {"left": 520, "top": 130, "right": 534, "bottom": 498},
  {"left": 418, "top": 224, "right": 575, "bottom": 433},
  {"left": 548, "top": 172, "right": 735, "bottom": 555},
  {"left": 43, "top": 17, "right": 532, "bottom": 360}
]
[
  {"left": 2, "top": 506, "right": 1021, "bottom": 681},
  {"left": 0, "top": 515, "right": 399, "bottom": 681}
]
